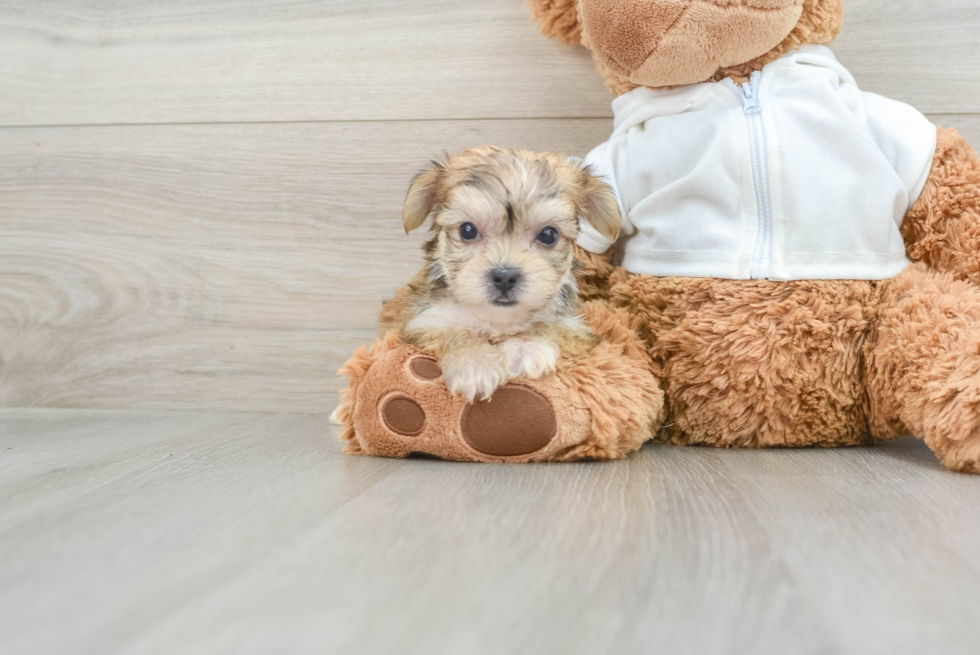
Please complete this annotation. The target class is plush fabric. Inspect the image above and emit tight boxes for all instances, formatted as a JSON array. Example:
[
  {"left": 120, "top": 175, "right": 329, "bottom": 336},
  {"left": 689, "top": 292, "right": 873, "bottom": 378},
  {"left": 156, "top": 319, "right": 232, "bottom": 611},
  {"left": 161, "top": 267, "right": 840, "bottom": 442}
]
[
  {"left": 866, "top": 263, "right": 980, "bottom": 473},
  {"left": 594, "top": 255, "right": 980, "bottom": 466},
  {"left": 530, "top": 0, "right": 846, "bottom": 92},
  {"left": 902, "top": 127, "right": 980, "bottom": 286},
  {"left": 581, "top": 0, "right": 806, "bottom": 88}
]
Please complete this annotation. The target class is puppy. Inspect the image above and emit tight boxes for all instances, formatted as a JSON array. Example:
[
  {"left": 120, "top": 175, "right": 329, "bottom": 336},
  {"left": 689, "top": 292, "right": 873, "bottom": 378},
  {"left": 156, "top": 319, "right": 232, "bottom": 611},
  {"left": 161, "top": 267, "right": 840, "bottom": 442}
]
[{"left": 379, "top": 146, "right": 621, "bottom": 402}]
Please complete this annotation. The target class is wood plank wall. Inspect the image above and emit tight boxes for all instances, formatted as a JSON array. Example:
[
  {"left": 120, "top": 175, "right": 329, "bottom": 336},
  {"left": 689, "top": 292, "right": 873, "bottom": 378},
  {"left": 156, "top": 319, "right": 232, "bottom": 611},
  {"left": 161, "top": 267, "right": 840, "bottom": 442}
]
[{"left": 1, "top": 0, "right": 978, "bottom": 412}]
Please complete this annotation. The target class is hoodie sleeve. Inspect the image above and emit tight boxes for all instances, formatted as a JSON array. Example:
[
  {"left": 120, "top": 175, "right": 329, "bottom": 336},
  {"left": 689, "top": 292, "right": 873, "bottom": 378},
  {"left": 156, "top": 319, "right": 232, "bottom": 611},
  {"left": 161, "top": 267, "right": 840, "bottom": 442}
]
[
  {"left": 859, "top": 92, "right": 937, "bottom": 209},
  {"left": 576, "top": 135, "right": 633, "bottom": 254}
]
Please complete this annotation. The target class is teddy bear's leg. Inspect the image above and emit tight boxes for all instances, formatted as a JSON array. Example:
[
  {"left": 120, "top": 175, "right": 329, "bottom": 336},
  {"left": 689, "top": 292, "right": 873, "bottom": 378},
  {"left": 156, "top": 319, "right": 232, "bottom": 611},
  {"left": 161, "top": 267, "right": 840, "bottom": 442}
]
[
  {"left": 865, "top": 262, "right": 980, "bottom": 472},
  {"left": 902, "top": 127, "right": 980, "bottom": 284},
  {"left": 629, "top": 276, "right": 874, "bottom": 449}
]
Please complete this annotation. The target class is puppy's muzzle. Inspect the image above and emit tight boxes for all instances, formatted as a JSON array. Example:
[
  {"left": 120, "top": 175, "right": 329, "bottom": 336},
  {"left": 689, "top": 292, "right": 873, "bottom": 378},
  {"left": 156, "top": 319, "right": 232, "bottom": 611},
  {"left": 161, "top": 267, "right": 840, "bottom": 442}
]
[{"left": 490, "top": 267, "right": 521, "bottom": 294}]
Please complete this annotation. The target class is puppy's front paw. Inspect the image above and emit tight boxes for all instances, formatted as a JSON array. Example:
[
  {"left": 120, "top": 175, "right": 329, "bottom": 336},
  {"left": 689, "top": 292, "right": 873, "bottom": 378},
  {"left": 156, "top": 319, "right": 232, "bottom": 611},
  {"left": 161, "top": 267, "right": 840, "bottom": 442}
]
[
  {"left": 502, "top": 339, "right": 560, "bottom": 379},
  {"left": 443, "top": 349, "right": 509, "bottom": 402}
]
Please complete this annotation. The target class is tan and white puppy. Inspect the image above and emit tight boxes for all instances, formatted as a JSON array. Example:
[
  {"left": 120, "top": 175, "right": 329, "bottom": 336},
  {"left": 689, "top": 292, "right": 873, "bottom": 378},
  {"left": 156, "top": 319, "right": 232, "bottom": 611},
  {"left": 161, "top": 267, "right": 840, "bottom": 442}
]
[{"left": 379, "top": 146, "right": 621, "bottom": 402}]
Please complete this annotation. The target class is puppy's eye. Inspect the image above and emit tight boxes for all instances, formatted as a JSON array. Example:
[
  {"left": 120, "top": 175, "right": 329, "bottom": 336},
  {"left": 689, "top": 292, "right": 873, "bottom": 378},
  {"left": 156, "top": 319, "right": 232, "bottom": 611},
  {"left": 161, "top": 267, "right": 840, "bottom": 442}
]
[
  {"left": 536, "top": 226, "right": 559, "bottom": 246},
  {"left": 459, "top": 222, "right": 480, "bottom": 241}
]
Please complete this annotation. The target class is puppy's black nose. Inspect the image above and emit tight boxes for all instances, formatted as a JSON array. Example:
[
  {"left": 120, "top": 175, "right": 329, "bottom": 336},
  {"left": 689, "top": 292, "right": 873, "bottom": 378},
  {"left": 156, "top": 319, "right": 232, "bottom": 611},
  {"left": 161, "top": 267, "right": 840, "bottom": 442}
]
[{"left": 490, "top": 267, "right": 521, "bottom": 293}]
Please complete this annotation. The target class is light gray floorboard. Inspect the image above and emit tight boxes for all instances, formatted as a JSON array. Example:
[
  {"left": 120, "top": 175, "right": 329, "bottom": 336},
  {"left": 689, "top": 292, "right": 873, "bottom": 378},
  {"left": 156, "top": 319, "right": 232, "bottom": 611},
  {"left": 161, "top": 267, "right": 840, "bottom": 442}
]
[
  {"left": 2, "top": 409, "right": 979, "bottom": 655},
  {"left": 0, "top": 119, "right": 611, "bottom": 412},
  {"left": 3, "top": 116, "right": 978, "bottom": 414},
  {"left": 1, "top": 0, "right": 977, "bottom": 125}
]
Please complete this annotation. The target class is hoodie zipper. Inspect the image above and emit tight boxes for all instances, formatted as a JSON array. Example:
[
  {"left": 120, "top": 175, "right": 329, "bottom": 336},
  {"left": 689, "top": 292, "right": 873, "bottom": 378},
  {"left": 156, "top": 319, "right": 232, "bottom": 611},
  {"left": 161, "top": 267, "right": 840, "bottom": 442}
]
[{"left": 739, "top": 73, "right": 773, "bottom": 280}]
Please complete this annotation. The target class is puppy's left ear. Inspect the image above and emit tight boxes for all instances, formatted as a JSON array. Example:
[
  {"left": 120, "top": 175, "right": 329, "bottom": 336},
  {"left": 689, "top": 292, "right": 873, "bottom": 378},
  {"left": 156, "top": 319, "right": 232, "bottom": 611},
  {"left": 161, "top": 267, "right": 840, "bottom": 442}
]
[
  {"left": 403, "top": 161, "right": 446, "bottom": 232},
  {"left": 576, "top": 166, "right": 621, "bottom": 242}
]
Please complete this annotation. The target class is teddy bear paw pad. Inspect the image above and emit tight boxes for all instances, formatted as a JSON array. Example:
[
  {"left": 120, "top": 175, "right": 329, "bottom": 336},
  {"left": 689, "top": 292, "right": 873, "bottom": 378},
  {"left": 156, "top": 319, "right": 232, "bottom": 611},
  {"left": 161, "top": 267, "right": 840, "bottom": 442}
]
[
  {"left": 409, "top": 356, "right": 442, "bottom": 380},
  {"left": 460, "top": 384, "right": 557, "bottom": 456},
  {"left": 380, "top": 394, "right": 426, "bottom": 437}
]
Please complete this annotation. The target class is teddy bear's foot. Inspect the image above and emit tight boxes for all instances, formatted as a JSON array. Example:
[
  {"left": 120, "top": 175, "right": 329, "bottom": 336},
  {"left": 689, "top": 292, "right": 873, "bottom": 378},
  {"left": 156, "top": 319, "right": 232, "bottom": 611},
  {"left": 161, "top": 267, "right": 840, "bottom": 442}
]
[
  {"left": 380, "top": 372, "right": 559, "bottom": 459},
  {"left": 342, "top": 344, "right": 572, "bottom": 462},
  {"left": 337, "top": 303, "right": 665, "bottom": 463},
  {"left": 912, "top": 385, "right": 980, "bottom": 473},
  {"left": 867, "top": 263, "right": 980, "bottom": 473},
  {"left": 937, "top": 438, "right": 980, "bottom": 474}
]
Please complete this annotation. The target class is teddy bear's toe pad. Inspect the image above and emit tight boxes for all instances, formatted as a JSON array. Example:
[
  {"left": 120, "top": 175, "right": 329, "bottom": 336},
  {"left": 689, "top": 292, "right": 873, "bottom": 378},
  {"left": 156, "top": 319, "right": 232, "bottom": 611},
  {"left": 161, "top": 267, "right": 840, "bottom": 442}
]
[
  {"left": 409, "top": 357, "right": 442, "bottom": 380},
  {"left": 381, "top": 394, "right": 426, "bottom": 436},
  {"left": 460, "top": 385, "right": 556, "bottom": 456}
]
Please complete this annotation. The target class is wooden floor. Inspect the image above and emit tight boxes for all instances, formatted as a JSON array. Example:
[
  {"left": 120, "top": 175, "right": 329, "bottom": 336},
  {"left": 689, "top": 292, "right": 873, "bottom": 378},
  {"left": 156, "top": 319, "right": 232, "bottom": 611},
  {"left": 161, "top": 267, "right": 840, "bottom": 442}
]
[
  {"left": 1, "top": 409, "right": 979, "bottom": 654},
  {"left": 4, "top": 1, "right": 980, "bottom": 652}
]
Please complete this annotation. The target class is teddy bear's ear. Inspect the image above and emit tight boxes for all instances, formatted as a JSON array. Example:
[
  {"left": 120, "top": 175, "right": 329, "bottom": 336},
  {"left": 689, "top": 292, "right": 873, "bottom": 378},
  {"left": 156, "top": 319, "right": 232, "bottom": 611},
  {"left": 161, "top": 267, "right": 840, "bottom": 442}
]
[
  {"left": 576, "top": 166, "right": 621, "bottom": 243},
  {"left": 403, "top": 161, "right": 446, "bottom": 232},
  {"left": 527, "top": 0, "right": 583, "bottom": 46}
]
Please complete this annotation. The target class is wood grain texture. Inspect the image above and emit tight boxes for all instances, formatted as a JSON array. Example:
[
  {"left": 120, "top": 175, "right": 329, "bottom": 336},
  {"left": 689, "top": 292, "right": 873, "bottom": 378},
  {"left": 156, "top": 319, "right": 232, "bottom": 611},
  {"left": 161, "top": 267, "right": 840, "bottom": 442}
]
[
  {"left": 834, "top": 0, "right": 980, "bottom": 114},
  {"left": 3, "top": 116, "right": 980, "bottom": 412},
  {"left": 0, "top": 119, "right": 612, "bottom": 412},
  {"left": 0, "top": 0, "right": 977, "bottom": 126},
  {"left": 0, "top": 0, "right": 611, "bottom": 126},
  {"left": 3, "top": 408, "right": 980, "bottom": 655}
]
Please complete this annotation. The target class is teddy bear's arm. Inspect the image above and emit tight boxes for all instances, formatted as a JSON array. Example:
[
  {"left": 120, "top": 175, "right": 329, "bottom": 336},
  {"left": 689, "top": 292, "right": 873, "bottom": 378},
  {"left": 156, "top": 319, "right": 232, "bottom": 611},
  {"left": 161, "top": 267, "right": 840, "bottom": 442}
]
[
  {"left": 902, "top": 127, "right": 980, "bottom": 285},
  {"left": 574, "top": 244, "right": 619, "bottom": 301}
]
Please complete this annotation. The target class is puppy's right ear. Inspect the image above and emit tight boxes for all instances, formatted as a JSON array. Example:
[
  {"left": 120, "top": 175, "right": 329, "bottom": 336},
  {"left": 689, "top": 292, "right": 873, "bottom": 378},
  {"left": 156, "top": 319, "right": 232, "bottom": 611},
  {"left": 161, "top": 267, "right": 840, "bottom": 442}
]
[
  {"left": 403, "top": 161, "right": 446, "bottom": 232},
  {"left": 576, "top": 165, "right": 621, "bottom": 243}
]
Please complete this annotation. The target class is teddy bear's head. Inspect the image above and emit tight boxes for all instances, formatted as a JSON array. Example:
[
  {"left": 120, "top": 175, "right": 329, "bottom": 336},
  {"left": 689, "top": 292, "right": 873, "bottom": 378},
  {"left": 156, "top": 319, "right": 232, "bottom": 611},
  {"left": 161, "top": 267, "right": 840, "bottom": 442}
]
[{"left": 529, "top": 0, "right": 844, "bottom": 92}]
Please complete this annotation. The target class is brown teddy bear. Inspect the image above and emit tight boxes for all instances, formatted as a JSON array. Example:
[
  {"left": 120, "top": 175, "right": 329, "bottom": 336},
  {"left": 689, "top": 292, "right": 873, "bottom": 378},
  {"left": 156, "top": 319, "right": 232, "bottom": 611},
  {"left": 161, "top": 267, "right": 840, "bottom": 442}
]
[{"left": 338, "top": 0, "right": 980, "bottom": 472}]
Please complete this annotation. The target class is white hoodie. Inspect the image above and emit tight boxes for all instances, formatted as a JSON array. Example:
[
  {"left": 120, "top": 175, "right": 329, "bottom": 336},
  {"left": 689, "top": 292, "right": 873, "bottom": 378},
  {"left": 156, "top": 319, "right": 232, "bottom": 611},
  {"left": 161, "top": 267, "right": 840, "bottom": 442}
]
[{"left": 577, "top": 45, "right": 937, "bottom": 281}]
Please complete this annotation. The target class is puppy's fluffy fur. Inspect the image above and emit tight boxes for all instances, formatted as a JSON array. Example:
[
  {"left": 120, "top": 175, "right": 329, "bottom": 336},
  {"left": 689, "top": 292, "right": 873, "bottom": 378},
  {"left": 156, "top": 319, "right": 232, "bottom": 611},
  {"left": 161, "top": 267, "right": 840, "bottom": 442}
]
[{"left": 380, "top": 146, "right": 621, "bottom": 401}]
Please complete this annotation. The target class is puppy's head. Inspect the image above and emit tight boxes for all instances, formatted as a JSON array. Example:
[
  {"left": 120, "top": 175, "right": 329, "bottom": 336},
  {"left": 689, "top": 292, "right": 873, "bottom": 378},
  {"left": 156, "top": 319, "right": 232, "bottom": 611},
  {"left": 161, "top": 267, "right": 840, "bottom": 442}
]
[{"left": 403, "top": 146, "right": 620, "bottom": 321}]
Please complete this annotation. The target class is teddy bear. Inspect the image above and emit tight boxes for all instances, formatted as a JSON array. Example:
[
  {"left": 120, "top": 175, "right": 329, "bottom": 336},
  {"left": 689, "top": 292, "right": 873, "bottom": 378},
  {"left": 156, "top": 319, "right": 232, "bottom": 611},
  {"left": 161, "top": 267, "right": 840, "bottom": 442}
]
[{"left": 337, "top": 0, "right": 980, "bottom": 472}]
